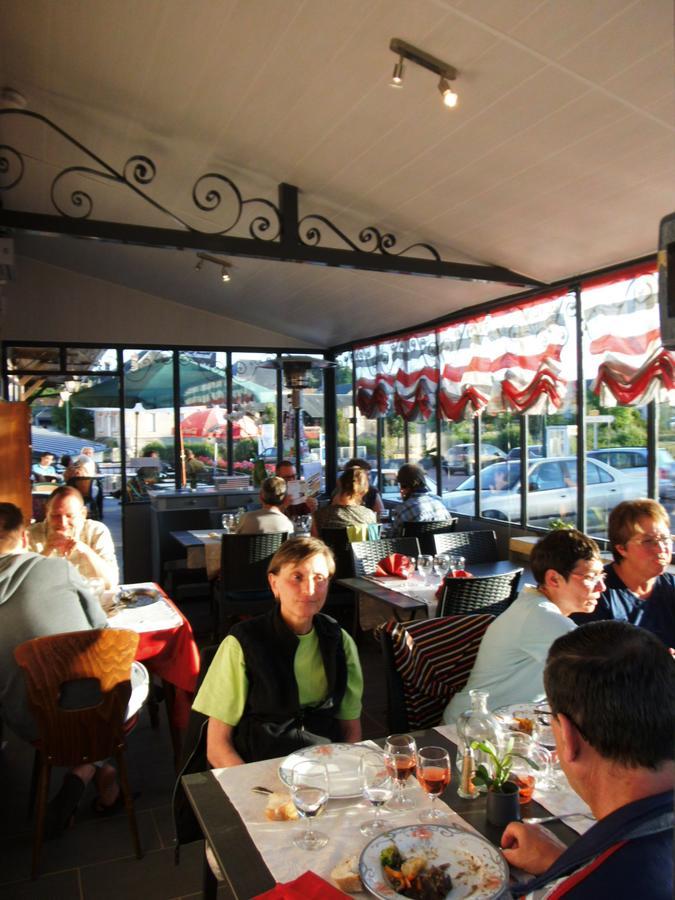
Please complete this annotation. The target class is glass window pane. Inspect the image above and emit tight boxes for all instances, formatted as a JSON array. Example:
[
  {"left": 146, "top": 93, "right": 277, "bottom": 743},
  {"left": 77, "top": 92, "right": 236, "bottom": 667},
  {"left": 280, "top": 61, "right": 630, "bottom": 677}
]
[
  {"left": 178, "top": 351, "right": 229, "bottom": 484},
  {"left": 7, "top": 345, "right": 60, "bottom": 371},
  {"left": 232, "top": 351, "right": 277, "bottom": 476},
  {"left": 65, "top": 348, "right": 119, "bottom": 372},
  {"left": 122, "top": 349, "right": 175, "bottom": 488},
  {"left": 336, "top": 352, "right": 354, "bottom": 467},
  {"left": 280, "top": 353, "right": 326, "bottom": 488}
]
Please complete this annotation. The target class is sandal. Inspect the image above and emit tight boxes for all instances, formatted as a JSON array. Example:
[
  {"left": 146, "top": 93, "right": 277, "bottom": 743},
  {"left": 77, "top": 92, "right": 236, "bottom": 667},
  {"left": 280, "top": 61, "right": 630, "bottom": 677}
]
[{"left": 44, "top": 773, "right": 86, "bottom": 839}]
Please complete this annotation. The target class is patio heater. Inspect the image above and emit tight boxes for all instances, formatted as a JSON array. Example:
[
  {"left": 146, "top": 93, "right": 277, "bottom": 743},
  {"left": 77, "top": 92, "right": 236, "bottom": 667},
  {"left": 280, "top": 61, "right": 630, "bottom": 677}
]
[{"left": 258, "top": 357, "right": 336, "bottom": 473}]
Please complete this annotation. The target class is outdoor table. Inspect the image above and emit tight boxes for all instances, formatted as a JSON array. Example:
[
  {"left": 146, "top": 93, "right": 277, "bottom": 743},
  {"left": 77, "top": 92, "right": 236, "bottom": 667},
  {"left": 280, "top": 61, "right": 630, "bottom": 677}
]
[
  {"left": 171, "top": 529, "right": 227, "bottom": 578},
  {"left": 182, "top": 727, "right": 585, "bottom": 899}
]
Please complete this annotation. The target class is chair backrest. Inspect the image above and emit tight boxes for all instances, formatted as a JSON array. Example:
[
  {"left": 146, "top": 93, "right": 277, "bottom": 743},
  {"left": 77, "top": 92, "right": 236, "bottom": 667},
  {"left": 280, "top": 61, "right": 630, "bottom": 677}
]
[
  {"left": 400, "top": 519, "right": 458, "bottom": 554},
  {"left": 319, "top": 527, "right": 355, "bottom": 579},
  {"left": 438, "top": 569, "right": 522, "bottom": 618},
  {"left": 433, "top": 529, "right": 499, "bottom": 564},
  {"left": 220, "top": 532, "right": 289, "bottom": 592},
  {"left": 350, "top": 537, "right": 421, "bottom": 577},
  {"left": 13, "top": 629, "right": 139, "bottom": 766},
  {"left": 381, "top": 614, "right": 495, "bottom": 731}
]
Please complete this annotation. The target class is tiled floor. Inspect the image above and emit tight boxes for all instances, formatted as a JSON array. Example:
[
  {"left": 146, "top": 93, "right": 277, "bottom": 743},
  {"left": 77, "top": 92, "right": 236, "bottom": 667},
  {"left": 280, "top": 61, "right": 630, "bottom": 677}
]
[{"left": 0, "top": 503, "right": 389, "bottom": 898}]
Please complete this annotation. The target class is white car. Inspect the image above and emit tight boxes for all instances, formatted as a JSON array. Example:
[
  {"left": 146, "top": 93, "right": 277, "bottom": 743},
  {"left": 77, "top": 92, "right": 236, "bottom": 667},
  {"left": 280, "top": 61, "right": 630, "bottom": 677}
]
[{"left": 444, "top": 456, "right": 642, "bottom": 531}]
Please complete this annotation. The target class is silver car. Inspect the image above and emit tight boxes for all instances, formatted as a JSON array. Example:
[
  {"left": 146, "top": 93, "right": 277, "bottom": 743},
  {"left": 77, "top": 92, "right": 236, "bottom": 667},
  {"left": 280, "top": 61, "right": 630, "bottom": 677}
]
[{"left": 444, "top": 456, "right": 642, "bottom": 531}]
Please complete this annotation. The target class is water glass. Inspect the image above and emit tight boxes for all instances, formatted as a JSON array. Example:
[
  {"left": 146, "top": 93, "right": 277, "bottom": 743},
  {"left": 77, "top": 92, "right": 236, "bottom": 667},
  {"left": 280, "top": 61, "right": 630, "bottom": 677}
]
[
  {"left": 360, "top": 756, "right": 394, "bottom": 836},
  {"left": 290, "top": 760, "right": 329, "bottom": 850},
  {"left": 417, "top": 746, "right": 451, "bottom": 822},
  {"left": 221, "top": 513, "right": 235, "bottom": 532},
  {"left": 450, "top": 554, "right": 466, "bottom": 575},
  {"left": 505, "top": 733, "right": 552, "bottom": 802},
  {"left": 416, "top": 554, "right": 434, "bottom": 582},
  {"left": 433, "top": 553, "right": 451, "bottom": 580},
  {"left": 383, "top": 733, "right": 417, "bottom": 810}
]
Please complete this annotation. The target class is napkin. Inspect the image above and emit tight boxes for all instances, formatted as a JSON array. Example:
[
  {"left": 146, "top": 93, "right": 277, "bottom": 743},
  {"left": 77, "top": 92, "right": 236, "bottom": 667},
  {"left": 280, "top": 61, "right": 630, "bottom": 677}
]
[
  {"left": 253, "top": 871, "right": 346, "bottom": 899},
  {"left": 373, "top": 553, "right": 415, "bottom": 578},
  {"left": 435, "top": 570, "right": 473, "bottom": 599}
]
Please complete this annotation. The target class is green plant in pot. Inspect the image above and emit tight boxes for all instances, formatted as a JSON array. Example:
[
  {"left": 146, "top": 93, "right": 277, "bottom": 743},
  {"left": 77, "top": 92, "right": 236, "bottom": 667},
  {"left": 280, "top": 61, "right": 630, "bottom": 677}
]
[{"left": 471, "top": 737, "right": 539, "bottom": 827}]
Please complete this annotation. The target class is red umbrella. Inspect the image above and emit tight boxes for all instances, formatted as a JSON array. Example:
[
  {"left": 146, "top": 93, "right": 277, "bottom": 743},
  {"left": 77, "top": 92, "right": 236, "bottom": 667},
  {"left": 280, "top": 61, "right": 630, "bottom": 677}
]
[{"left": 179, "top": 407, "right": 229, "bottom": 438}]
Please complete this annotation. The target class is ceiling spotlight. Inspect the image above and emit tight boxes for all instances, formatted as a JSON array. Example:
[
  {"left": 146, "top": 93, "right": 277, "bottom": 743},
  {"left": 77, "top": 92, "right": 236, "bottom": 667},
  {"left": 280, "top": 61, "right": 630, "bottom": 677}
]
[
  {"left": 438, "top": 77, "right": 458, "bottom": 108},
  {"left": 221, "top": 267, "right": 231, "bottom": 283},
  {"left": 390, "top": 57, "right": 404, "bottom": 88}
]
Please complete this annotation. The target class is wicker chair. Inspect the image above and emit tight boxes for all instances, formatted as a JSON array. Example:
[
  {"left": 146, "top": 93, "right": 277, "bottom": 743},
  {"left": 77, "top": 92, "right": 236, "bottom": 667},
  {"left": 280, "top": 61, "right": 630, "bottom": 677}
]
[
  {"left": 380, "top": 614, "right": 495, "bottom": 732},
  {"left": 317, "top": 527, "right": 361, "bottom": 635},
  {"left": 433, "top": 529, "right": 499, "bottom": 564},
  {"left": 400, "top": 519, "right": 458, "bottom": 554},
  {"left": 14, "top": 629, "right": 142, "bottom": 877},
  {"left": 350, "top": 537, "right": 421, "bottom": 577},
  {"left": 437, "top": 569, "right": 522, "bottom": 618}
]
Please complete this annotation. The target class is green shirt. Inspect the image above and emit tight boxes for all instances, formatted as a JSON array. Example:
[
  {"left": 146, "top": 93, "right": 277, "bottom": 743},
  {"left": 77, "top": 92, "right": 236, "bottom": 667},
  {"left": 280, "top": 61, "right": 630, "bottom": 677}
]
[{"left": 193, "top": 627, "right": 363, "bottom": 726}]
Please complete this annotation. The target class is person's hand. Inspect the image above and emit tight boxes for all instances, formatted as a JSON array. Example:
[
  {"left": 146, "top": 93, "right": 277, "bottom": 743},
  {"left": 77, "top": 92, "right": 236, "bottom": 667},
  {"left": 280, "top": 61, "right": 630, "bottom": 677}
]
[
  {"left": 45, "top": 533, "right": 77, "bottom": 557},
  {"left": 501, "top": 822, "right": 566, "bottom": 875}
]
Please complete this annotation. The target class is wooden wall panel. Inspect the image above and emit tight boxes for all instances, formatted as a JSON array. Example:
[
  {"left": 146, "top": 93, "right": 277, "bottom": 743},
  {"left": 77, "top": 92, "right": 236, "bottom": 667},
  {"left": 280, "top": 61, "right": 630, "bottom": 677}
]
[{"left": 0, "top": 401, "right": 32, "bottom": 523}]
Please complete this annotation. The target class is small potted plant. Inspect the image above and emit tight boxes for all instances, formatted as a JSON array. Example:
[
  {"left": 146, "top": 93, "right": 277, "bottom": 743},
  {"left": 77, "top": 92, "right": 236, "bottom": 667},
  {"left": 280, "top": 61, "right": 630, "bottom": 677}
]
[{"left": 470, "top": 737, "right": 539, "bottom": 827}]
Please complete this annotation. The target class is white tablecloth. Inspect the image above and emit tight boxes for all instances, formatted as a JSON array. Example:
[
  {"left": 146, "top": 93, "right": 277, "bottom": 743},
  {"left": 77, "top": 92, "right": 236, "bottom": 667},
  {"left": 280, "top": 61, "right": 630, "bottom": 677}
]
[
  {"left": 188, "top": 529, "right": 224, "bottom": 578},
  {"left": 106, "top": 582, "right": 183, "bottom": 633}
]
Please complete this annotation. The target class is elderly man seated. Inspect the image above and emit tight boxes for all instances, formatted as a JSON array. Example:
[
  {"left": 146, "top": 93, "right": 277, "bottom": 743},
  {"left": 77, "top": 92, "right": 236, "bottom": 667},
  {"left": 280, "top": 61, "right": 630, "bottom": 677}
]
[
  {"left": 390, "top": 463, "right": 451, "bottom": 536},
  {"left": 28, "top": 485, "right": 118, "bottom": 588},
  {"left": 235, "top": 476, "right": 294, "bottom": 535},
  {"left": 503, "top": 621, "right": 673, "bottom": 898}
]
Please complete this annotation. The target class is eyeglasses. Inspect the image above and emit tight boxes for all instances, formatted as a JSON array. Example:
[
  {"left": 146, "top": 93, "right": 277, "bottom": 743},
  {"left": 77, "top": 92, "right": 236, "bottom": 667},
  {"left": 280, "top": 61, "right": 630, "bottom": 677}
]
[
  {"left": 630, "top": 535, "right": 674, "bottom": 550},
  {"left": 570, "top": 571, "right": 606, "bottom": 588}
]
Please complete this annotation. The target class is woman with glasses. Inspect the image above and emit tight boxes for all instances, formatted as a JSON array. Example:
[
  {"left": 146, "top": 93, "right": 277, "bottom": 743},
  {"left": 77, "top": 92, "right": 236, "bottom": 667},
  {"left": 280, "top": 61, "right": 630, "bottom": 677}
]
[{"left": 573, "top": 499, "right": 675, "bottom": 648}]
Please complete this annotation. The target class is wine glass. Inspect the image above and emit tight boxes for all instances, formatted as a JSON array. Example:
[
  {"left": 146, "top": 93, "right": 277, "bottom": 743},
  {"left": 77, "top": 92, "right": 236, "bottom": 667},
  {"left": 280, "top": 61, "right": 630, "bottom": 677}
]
[
  {"left": 450, "top": 554, "right": 466, "bottom": 575},
  {"left": 433, "top": 553, "right": 451, "bottom": 581},
  {"left": 383, "top": 733, "right": 417, "bottom": 810},
  {"left": 360, "top": 755, "right": 394, "bottom": 836},
  {"left": 417, "top": 746, "right": 451, "bottom": 822},
  {"left": 290, "top": 760, "right": 329, "bottom": 850},
  {"left": 416, "top": 554, "right": 434, "bottom": 583}
]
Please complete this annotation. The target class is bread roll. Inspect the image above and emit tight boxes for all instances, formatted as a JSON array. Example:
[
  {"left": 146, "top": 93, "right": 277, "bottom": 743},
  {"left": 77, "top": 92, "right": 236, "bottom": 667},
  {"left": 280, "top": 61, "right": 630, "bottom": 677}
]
[
  {"left": 264, "top": 791, "right": 299, "bottom": 821},
  {"left": 331, "top": 855, "right": 362, "bottom": 893}
]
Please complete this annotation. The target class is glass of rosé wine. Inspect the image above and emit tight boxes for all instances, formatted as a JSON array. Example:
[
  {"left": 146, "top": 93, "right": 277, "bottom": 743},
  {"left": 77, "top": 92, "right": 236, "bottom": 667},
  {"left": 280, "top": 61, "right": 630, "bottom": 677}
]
[
  {"left": 383, "top": 733, "right": 417, "bottom": 810},
  {"left": 417, "top": 746, "right": 451, "bottom": 822}
]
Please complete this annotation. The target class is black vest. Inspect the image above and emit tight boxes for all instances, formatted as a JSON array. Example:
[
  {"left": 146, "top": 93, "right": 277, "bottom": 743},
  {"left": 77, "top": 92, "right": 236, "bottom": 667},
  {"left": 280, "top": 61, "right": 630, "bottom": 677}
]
[{"left": 231, "top": 606, "right": 348, "bottom": 762}]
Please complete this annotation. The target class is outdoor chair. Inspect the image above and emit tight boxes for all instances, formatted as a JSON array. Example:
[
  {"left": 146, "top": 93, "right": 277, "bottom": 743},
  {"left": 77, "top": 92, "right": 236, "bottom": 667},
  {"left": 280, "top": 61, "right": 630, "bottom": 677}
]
[
  {"left": 380, "top": 614, "right": 495, "bottom": 732},
  {"left": 433, "top": 529, "right": 499, "bottom": 564},
  {"left": 350, "top": 537, "right": 421, "bottom": 577},
  {"left": 438, "top": 569, "right": 522, "bottom": 618},
  {"left": 216, "top": 532, "right": 289, "bottom": 637},
  {"left": 400, "top": 518, "right": 458, "bottom": 554},
  {"left": 14, "top": 629, "right": 143, "bottom": 878}
]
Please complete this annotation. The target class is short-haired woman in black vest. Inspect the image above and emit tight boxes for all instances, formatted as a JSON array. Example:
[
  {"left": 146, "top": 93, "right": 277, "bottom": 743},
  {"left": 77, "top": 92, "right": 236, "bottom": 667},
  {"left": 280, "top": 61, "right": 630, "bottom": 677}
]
[{"left": 192, "top": 537, "right": 364, "bottom": 766}]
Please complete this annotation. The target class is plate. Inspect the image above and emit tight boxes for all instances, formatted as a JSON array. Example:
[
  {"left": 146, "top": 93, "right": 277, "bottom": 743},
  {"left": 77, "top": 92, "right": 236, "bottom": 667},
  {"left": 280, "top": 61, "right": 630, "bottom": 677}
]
[
  {"left": 359, "top": 824, "right": 508, "bottom": 900},
  {"left": 492, "top": 702, "right": 555, "bottom": 746},
  {"left": 278, "top": 743, "right": 382, "bottom": 799}
]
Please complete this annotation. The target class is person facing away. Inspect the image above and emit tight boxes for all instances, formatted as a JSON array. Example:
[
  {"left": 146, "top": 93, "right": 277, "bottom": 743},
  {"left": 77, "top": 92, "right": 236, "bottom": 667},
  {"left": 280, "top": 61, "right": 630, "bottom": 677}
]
[
  {"left": 27, "top": 485, "right": 118, "bottom": 589},
  {"left": 572, "top": 498, "right": 675, "bottom": 649},
  {"left": 235, "top": 476, "right": 294, "bottom": 534},
  {"left": 503, "top": 621, "right": 673, "bottom": 899},
  {"left": 334, "top": 458, "right": 385, "bottom": 517},
  {"left": 443, "top": 529, "right": 604, "bottom": 723},
  {"left": 390, "top": 462, "right": 451, "bottom": 536},
  {"left": 312, "top": 465, "right": 377, "bottom": 536}
]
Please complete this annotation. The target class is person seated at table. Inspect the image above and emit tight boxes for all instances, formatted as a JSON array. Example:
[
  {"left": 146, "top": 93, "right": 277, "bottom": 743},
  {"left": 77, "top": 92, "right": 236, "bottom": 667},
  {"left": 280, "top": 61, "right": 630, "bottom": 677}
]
[
  {"left": 136, "top": 449, "right": 164, "bottom": 484},
  {"left": 443, "top": 529, "right": 604, "bottom": 723},
  {"left": 235, "top": 476, "right": 294, "bottom": 535},
  {"left": 31, "top": 452, "right": 61, "bottom": 484},
  {"left": 193, "top": 537, "right": 363, "bottom": 766},
  {"left": 27, "top": 486, "right": 118, "bottom": 589},
  {"left": 312, "top": 465, "right": 377, "bottom": 536},
  {"left": 334, "top": 458, "right": 385, "bottom": 517},
  {"left": 185, "top": 448, "right": 207, "bottom": 481},
  {"left": 0, "top": 502, "right": 122, "bottom": 835},
  {"left": 502, "top": 621, "right": 673, "bottom": 899},
  {"left": 390, "top": 463, "right": 452, "bottom": 536},
  {"left": 572, "top": 499, "right": 675, "bottom": 648},
  {"left": 79, "top": 445, "right": 101, "bottom": 473},
  {"left": 275, "top": 460, "right": 318, "bottom": 517}
]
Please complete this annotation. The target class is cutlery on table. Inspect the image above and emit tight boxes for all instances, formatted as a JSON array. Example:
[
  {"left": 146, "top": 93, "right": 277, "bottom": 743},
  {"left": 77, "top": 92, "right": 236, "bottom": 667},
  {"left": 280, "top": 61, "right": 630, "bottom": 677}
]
[{"left": 522, "top": 813, "right": 594, "bottom": 825}]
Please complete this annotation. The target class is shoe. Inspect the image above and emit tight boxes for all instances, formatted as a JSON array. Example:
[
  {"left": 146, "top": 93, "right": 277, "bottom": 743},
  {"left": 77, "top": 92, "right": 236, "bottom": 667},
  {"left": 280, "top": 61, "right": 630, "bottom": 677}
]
[
  {"left": 44, "top": 773, "right": 86, "bottom": 839},
  {"left": 92, "top": 788, "right": 140, "bottom": 817}
]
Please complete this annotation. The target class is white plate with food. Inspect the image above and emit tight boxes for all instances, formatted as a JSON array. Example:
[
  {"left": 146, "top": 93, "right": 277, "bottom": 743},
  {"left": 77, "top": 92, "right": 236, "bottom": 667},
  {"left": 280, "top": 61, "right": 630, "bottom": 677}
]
[
  {"left": 359, "top": 824, "right": 508, "bottom": 900},
  {"left": 278, "top": 743, "right": 383, "bottom": 799},
  {"left": 492, "top": 702, "right": 555, "bottom": 746}
]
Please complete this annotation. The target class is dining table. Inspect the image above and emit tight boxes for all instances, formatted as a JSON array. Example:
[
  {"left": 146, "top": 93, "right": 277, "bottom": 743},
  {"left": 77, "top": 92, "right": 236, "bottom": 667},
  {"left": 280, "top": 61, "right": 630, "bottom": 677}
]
[
  {"left": 106, "top": 581, "right": 201, "bottom": 763},
  {"left": 170, "top": 529, "right": 227, "bottom": 579},
  {"left": 181, "top": 726, "right": 589, "bottom": 900},
  {"left": 337, "top": 560, "right": 529, "bottom": 621}
]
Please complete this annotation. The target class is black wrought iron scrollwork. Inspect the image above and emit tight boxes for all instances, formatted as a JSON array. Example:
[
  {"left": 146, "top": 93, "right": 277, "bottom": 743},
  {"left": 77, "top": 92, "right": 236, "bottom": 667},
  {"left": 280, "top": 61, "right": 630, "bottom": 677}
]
[
  {"left": 298, "top": 214, "right": 441, "bottom": 261},
  {"left": 192, "top": 173, "right": 280, "bottom": 240},
  {"left": 0, "top": 144, "right": 24, "bottom": 190}
]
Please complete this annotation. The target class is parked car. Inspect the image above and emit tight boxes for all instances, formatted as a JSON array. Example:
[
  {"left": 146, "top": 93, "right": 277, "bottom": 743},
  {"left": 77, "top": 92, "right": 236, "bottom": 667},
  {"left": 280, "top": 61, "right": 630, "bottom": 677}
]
[
  {"left": 445, "top": 443, "right": 507, "bottom": 475},
  {"left": 444, "top": 456, "right": 642, "bottom": 531},
  {"left": 505, "top": 445, "right": 543, "bottom": 461},
  {"left": 587, "top": 447, "right": 675, "bottom": 498}
]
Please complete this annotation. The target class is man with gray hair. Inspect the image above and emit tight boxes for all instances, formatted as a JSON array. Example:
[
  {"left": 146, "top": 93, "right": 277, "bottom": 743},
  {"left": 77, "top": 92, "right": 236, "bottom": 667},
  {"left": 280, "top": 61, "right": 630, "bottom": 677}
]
[
  {"left": 235, "top": 476, "right": 295, "bottom": 535},
  {"left": 391, "top": 462, "right": 451, "bottom": 536}
]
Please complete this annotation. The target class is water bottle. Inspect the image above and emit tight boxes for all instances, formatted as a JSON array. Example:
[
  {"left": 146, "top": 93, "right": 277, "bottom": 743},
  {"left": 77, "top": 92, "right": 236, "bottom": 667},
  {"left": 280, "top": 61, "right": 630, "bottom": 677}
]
[{"left": 455, "top": 690, "right": 503, "bottom": 794}]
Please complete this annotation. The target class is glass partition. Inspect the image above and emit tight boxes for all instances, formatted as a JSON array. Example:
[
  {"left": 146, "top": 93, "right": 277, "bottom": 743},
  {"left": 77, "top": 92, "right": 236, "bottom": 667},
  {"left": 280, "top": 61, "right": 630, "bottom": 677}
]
[
  {"left": 178, "top": 350, "right": 228, "bottom": 485},
  {"left": 280, "top": 352, "right": 326, "bottom": 486},
  {"left": 336, "top": 351, "right": 354, "bottom": 473},
  {"left": 231, "top": 351, "right": 278, "bottom": 476}
]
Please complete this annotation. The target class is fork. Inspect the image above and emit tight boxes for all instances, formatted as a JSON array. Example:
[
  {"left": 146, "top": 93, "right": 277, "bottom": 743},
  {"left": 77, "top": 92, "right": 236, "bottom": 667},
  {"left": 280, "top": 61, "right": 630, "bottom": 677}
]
[{"left": 522, "top": 813, "right": 594, "bottom": 825}]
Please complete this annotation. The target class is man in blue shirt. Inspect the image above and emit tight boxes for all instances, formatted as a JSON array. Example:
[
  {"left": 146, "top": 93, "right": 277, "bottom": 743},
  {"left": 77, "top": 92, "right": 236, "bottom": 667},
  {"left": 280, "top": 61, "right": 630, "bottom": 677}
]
[
  {"left": 503, "top": 622, "right": 673, "bottom": 899},
  {"left": 31, "top": 452, "right": 60, "bottom": 483},
  {"left": 391, "top": 463, "right": 451, "bottom": 536}
]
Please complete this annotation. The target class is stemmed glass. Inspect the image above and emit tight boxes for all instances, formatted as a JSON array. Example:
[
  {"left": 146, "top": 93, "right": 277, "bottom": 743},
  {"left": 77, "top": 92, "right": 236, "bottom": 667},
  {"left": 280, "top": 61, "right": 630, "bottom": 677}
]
[
  {"left": 360, "top": 756, "right": 394, "bottom": 836},
  {"left": 384, "top": 733, "right": 417, "bottom": 810},
  {"left": 433, "top": 553, "right": 451, "bottom": 581},
  {"left": 290, "top": 760, "right": 329, "bottom": 850},
  {"left": 417, "top": 746, "right": 451, "bottom": 822},
  {"left": 449, "top": 554, "right": 466, "bottom": 575},
  {"left": 416, "top": 554, "right": 434, "bottom": 583}
]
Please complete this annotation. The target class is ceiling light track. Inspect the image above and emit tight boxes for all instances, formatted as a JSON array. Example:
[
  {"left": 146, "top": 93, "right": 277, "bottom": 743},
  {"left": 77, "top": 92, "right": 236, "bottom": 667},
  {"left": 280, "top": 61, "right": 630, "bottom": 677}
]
[{"left": 389, "top": 38, "right": 459, "bottom": 108}]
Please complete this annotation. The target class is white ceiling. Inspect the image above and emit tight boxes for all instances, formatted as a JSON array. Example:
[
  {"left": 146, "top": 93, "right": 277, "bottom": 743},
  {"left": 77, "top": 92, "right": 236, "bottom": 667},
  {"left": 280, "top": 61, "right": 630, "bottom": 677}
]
[{"left": 1, "top": 0, "right": 674, "bottom": 347}]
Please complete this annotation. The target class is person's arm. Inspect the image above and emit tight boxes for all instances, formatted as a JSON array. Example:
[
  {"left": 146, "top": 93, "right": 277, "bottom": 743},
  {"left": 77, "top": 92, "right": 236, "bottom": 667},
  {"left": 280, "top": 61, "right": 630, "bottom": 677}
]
[
  {"left": 500, "top": 821, "right": 567, "bottom": 874},
  {"left": 206, "top": 718, "right": 245, "bottom": 768},
  {"left": 310, "top": 511, "right": 320, "bottom": 537},
  {"left": 335, "top": 631, "right": 363, "bottom": 739},
  {"left": 338, "top": 717, "right": 362, "bottom": 743},
  {"left": 372, "top": 491, "right": 385, "bottom": 517}
]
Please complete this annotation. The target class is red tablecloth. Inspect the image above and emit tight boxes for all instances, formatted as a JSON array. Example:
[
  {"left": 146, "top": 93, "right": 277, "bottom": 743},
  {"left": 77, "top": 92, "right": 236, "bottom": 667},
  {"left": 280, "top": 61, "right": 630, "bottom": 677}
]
[{"left": 133, "top": 592, "right": 200, "bottom": 730}]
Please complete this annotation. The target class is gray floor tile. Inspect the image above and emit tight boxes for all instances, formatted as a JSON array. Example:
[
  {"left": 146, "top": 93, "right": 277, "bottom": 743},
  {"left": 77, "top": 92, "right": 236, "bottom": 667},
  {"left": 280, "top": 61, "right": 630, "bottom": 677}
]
[
  {"left": 79, "top": 843, "right": 205, "bottom": 900},
  {"left": 0, "top": 868, "right": 81, "bottom": 900}
]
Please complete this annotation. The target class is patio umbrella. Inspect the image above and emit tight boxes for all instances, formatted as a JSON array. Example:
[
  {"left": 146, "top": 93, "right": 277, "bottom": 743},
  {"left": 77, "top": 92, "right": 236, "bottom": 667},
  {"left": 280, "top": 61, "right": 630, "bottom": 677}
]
[{"left": 179, "top": 407, "right": 229, "bottom": 438}]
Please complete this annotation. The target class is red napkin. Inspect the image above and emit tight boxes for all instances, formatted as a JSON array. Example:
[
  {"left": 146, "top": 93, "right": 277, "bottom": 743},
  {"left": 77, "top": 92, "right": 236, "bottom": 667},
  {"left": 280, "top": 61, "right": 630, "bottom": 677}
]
[
  {"left": 373, "top": 553, "right": 415, "bottom": 578},
  {"left": 435, "top": 570, "right": 473, "bottom": 600},
  {"left": 253, "top": 870, "right": 347, "bottom": 899}
]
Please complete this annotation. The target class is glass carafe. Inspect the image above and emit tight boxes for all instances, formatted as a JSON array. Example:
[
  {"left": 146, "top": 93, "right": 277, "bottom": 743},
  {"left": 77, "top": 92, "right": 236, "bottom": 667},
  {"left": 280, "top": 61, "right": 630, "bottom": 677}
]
[{"left": 455, "top": 690, "right": 503, "bottom": 796}]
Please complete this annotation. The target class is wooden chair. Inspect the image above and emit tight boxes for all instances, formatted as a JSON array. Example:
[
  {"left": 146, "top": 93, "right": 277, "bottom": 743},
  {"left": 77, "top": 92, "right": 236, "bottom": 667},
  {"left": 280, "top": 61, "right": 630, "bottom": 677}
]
[
  {"left": 438, "top": 569, "right": 522, "bottom": 618},
  {"left": 433, "top": 529, "right": 499, "bottom": 564},
  {"left": 400, "top": 519, "right": 458, "bottom": 554},
  {"left": 350, "top": 537, "right": 421, "bottom": 577},
  {"left": 380, "top": 614, "right": 495, "bottom": 732},
  {"left": 14, "top": 629, "right": 142, "bottom": 877},
  {"left": 216, "top": 532, "right": 289, "bottom": 636}
]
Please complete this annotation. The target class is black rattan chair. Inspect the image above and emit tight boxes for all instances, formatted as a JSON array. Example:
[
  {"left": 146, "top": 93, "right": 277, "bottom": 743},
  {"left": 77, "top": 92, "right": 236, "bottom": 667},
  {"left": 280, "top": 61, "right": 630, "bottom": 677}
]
[
  {"left": 400, "top": 519, "right": 458, "bottom": 554},
  {"left": 318, "top": 527, "right": 361, "bottom": 635},
  {"left": 216, "top": 532, "right": 289, "bottom": 636},
  {"left": 437, "top": 569, "right": 522, "bottom": 618},
  {"left": 350, "top": 537, "right": 421, "bottom": 577},
  {"left": 433, "top": 529, "right": 499, "bottom": 564}
]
